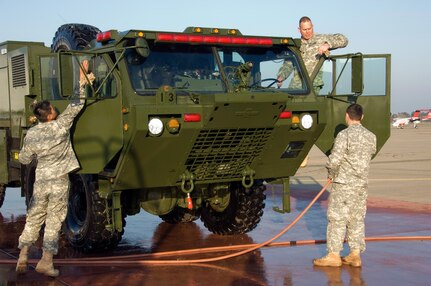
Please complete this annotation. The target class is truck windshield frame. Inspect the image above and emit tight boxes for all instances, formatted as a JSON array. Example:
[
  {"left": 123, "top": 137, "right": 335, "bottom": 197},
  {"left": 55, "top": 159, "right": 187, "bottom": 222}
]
[
  {"left": 125, "top": 43, "right": 310, "bottom": 95},
  {"left": 41, "top": 52, "right": 117, "bottom": 100}
]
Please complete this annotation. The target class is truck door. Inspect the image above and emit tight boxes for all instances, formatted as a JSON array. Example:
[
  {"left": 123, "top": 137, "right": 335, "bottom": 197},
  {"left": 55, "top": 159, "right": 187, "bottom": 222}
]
[
  {"left": 314, "top": 54, "right": 391, "bottom": 155},
  {"left": 40, "top": 53, "right": 124, "bottom": 173}
]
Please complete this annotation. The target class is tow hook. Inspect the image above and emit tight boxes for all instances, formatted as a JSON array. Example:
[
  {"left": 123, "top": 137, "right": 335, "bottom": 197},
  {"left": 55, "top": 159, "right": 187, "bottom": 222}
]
[
  {"left": 180, "top": 170, "right": 195, "bottom": 209},
  {"left": 241, "top": 166, "right": 255, "bottom": 188}
]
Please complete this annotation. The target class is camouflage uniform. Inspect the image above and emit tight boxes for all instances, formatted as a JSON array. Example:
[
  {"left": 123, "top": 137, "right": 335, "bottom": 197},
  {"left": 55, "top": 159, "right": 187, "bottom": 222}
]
[
  {"left": 277, "top": 33, "right": 348, "bottom": 93},
  {"left": 325, "top": 123, "right": 376, "bottom": 254},
  {"left": 18, "top": 100, "right": 84, "bottom": 254}
]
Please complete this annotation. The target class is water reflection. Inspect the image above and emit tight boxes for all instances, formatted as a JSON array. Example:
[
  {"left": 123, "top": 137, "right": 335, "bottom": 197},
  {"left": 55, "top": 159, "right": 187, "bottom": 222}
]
[{"left": 314, "top": 266, "right": 366, "bottom": 286}]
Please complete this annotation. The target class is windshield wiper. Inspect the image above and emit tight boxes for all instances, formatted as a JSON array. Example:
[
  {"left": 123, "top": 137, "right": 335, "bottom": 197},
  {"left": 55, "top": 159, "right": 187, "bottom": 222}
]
[{"left": 212, "top": 47, "right": 231, "bottom": 93}]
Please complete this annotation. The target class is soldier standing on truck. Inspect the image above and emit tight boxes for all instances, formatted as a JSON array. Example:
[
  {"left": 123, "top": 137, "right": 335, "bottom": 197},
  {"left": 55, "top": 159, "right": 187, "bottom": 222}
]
[
  {"left": 15, "top": 95, "right": 86, "bottom": 276},
  {"left": 277, "top": 16, "right": 349, "bottom": 93},
  {"left": 277, "top": 16, "right": 348, "bottom": 167}
]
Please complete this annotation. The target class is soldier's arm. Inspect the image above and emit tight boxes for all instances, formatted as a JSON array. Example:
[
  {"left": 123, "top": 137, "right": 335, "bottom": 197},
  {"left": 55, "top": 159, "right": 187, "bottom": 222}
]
[
  {"left": 325, "top": 33, "right": 348, "bottom": 50},
  {"left": 56, "top": 100, "right": 85, "bottom": 130},
  {"left": 276, "top": 61, "right": 294, "bottom": 85},
  {"left": 326, "top": 131, "right": 348, "bottom": 179},
  {"left": 18, "top": 137, "right": 35, "bottom": 165}
]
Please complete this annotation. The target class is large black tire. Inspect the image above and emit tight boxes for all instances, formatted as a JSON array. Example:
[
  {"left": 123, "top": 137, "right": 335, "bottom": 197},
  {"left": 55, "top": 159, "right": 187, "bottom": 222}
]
[
  {"left": 20, "top": 159, "right": 37, "bottom": 209},
  {"left": 64, "top": 174, "right": 124, "bottom": 251},
  {"left": 51, "top": 23, "right": 100, "bottom": 52},
  {"left": 200, "top": 182, "right": 266, "bottom": 235},
  {"left": 159, "top": 206, "right": 201, "bottom": 224},
  {"left": 0, "top": 184, "right": 5, "bottom": 208}
]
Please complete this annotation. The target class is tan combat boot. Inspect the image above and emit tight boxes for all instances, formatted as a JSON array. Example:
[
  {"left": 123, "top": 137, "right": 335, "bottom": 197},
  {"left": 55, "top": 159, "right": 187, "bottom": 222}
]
[
  {"left": 16, "top": 246, "right": 30, "bottom": 274},
  {"left": 35, "top": 251, "right": 60, "bottom": 277},
  {"left": 342, "top": 249, "right": 362, "bottom": 267},
  {"left": 313, "top": 252, "right": 342, "bottom": 267}
]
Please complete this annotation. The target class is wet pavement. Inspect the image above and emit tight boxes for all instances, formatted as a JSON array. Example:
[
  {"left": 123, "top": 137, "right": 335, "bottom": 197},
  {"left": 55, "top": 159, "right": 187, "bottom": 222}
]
[{"left": 0, "top": 124, "right": 430, "bottom": 285}]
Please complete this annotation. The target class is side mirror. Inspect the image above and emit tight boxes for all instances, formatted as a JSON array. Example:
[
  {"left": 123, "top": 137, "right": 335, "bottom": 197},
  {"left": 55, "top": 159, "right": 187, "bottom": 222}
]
[
  {"left": 351, "top": 53, "right": 363, "bottom": 94},
  {"left": 58, "top": 53, "right": 74, "bottom": 98},
  {"left": 135, "top": 38, "right": 150, "bottom": 58}
]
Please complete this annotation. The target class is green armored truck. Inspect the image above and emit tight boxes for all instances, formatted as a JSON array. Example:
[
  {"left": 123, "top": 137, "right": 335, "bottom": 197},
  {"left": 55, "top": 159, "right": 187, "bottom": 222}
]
[{"left": 0, "top": 24, "right": 391, "bottom": 250}]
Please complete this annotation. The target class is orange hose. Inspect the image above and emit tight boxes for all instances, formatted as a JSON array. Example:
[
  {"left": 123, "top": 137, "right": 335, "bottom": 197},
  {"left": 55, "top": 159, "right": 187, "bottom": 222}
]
[{"left": 1, "top": 179, "right": 430, "bottom": 266}]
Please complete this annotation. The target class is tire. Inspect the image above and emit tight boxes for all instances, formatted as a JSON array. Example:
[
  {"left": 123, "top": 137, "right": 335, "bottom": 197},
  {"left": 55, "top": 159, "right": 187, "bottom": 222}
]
[
  {"left": 63, "top": 174, "right": 124, "bottom": 251},
  {"left": 20, "top": 159, "right": 37, "bottom": 209},
  {"left": 51, "top": 23, "right": 100, "bottom": 52},
  {"left": 200, "top": 182, "right": 266, "bottom": 235},
  {"left": 0, "top": 184, "right": 5, "bottom": 208},
  {"left": 159, "top": 206, "right": 201, "bottom": 224}
]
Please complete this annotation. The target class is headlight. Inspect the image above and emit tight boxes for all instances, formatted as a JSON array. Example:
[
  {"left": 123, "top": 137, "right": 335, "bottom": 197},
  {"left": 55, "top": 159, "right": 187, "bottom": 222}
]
[
  {"left": 148, "top": 118, "right": 164, "bottom": 136},
  {"left": 300, "top": 114, "right": 313, "bottom": 130}
]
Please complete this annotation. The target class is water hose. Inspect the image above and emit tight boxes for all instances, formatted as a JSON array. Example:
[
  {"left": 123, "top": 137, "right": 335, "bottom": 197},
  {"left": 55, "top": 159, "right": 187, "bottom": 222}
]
[{"left": 0, "top": 179, "right": 430, "bottom": 266}]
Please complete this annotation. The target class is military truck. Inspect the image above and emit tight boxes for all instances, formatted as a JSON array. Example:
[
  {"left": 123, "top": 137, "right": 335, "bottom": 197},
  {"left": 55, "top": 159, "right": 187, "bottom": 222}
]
[{"left": 0, "top": 24, "right": 391, "bottom": 251}]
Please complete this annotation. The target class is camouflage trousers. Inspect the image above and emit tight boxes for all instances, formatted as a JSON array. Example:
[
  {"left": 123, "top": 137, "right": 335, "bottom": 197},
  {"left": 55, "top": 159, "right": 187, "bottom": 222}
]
[
  {"left": 326, "top": 183, "right": 367, "bottom": 253},
  {"left": 18, "top": 175, "right": 69, "bottom": 254}
]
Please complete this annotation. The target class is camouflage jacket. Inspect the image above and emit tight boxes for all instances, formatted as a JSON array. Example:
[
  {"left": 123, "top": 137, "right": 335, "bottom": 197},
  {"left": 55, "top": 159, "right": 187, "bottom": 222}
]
[
  {"left": 277, "top": 33, "right": 348, "bottom": 88},
  {"left": 19, "top": 101, "right": 84, "bottom": 181},
  {"left": 326, "top": 123, "right": 376, "bottom": 187}
]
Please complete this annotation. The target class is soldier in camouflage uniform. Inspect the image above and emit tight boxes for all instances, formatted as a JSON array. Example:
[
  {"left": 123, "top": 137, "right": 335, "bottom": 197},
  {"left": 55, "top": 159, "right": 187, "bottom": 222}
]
[
  {"left": 313, "top": 103, "right": 376, "bottom": 267},
  {"left": 277, "top": 16, "right": 348, "bottom": 93},
  {"left": 16, "top": 98, "right": 85, "bottom": 277}
]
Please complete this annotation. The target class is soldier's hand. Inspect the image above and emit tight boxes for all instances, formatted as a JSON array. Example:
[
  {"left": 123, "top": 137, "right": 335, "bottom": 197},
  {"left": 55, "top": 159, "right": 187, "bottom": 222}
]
[
  {"left": 318, "top": 43, "right": 330, "bottom": 55},
  {"left": 276, "top": 77, "right": 283, "bottom": 88}
]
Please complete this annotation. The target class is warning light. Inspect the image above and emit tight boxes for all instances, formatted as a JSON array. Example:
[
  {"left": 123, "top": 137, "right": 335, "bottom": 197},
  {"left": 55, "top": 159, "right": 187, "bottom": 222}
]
[
  {"left": 184, "top": 113, "right": 201, "bottom": 122},
  {"left": 279, "top": 111, "right": 292, "bottom": 119}
]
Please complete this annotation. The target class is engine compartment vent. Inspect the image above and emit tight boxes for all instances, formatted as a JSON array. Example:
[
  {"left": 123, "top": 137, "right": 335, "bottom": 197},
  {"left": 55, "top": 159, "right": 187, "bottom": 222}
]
[{"left": 11, "top": 54, "right": 26, "bottom": 88}]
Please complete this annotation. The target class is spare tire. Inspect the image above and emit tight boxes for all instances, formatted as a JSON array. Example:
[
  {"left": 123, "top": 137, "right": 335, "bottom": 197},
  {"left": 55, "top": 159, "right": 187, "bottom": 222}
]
[{"left": 51, "top": 23, "right": 100, "bottom": 52}]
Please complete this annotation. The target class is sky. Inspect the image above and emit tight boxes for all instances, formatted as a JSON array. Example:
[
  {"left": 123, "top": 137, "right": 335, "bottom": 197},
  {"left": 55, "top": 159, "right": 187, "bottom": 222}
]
[{"left": 1, "top": 0, "right": 429, "bottom": 114}]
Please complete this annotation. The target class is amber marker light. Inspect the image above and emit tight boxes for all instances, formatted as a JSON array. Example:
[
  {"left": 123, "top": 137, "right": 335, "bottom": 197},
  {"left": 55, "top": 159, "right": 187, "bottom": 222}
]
[
  {"left": 137, "top": 31, "right": 144, "bottom": 37},
  {"left": 167, "top": 118, "right": 180, "bottom": 133},
  {"left": 281, "top": 38, "right": 289, "bottom": 44},
  {"left": 194, "top": 27, "right": 202, "bottom": 33},
  {"left": 292, "top": 115, "right": 300, "bottom": 124},
  {"left": 123, "top": 123, "right": 129, "bottom": 132},
  {"left": 212, "top": 28, "right": 220, "bottom": 34}
]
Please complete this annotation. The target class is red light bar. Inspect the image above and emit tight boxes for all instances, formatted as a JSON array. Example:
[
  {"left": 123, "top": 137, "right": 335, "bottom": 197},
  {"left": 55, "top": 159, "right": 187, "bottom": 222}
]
[
  {"left": 279, "top": 111, "right": 292, "bottom": 119},
  {"left": 157, "top": 33, "right": 272, "bottom": 46},
  {"left": 96, "top": 31, "right": 112, "bottom": 42},
  {"left": 184, "top": 113, "right": 201, "bottom": 122}
]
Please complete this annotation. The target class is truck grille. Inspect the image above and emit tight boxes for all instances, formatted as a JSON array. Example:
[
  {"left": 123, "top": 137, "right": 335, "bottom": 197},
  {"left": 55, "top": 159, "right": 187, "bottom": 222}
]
[{"left": 185, "top": 128, "right": 273, "bottom": 181}]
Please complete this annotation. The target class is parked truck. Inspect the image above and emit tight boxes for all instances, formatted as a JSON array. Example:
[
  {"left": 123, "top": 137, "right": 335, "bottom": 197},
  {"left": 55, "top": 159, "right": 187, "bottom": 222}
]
[{"left": 0, "top": 24, "right": 391, "bottom": 251}]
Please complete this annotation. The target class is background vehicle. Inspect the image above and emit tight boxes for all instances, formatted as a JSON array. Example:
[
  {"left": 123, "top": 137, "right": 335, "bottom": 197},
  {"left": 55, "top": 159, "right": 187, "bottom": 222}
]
[{"left": 0, "top": 24, "right": 391, "bottom": 251}]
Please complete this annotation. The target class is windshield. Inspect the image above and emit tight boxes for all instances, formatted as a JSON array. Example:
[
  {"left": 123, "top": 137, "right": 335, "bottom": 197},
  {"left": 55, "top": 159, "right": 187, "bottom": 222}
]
[{"left": 125, "top": 43, "right": 309, "bottom": 95}]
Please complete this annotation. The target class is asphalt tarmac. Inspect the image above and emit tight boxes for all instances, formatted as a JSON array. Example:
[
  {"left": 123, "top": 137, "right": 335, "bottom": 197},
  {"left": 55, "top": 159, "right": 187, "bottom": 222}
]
[{"left": 0, "top": 123, "right": 430, "bottom": 285}]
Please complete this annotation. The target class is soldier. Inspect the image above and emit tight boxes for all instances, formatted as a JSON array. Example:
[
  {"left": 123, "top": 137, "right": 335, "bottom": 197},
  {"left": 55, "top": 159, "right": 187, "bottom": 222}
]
[
  {"left": 278, "top": 16, "right": 349, "bottom": 168},
  {"left": 313, "top": 103, "right": 376, "bottom": 267},
  {"left": 277, "top": 16, "right": 348, "bottom": 93},
  {"left": 15, "top": 98, "right": 85, "bottom": 277}
]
